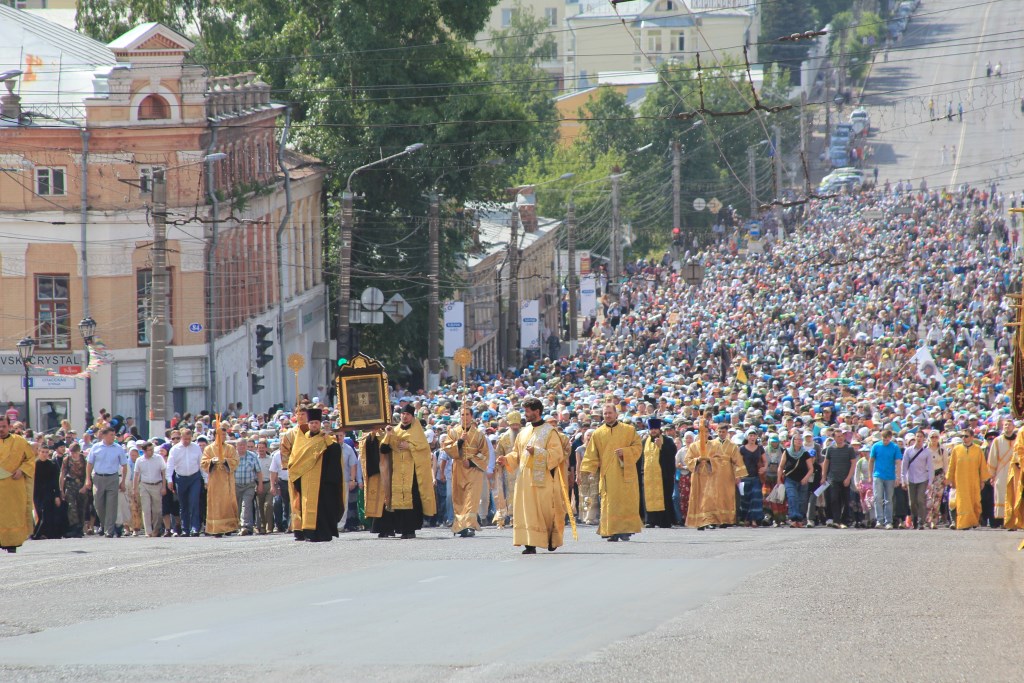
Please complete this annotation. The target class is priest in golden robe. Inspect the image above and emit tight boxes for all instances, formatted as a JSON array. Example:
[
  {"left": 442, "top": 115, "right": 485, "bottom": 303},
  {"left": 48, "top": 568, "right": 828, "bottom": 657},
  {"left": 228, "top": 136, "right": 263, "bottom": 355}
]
[
  {"left": 641, "top": 418, "right": 678, "bottom": 528},
  {"left": 580, "top": 403, "right": 642, "bottom": 542},
  {"left": 685, "top": 418, "right": 738, "bottom": 529},
  {"left": 492, "top": 411, "right": 523, "bottom": 528},
  {"left": 0, "top": 415, "right": 35, "bottom": 553},
  {"left": 282, "top": 406, "right": 310, "bottom": 532},
  {"left": 440, "top": 406, "right": 488, "bottom": 538},
  {"left": 987, "top": 419, "right": 1015, "bottom": 525},
  {"left": 289, "top": 408, "right": 344, "bottom": 542},
  {"left": 200, "top": 423, "right": 239, "bottom": 536},
  {"left": 380, "top": 404, "right": 436, "bottom": 539},
  {"left": 360, "top": 428, "right": 393, "bottom": 538},
  {"left": 1006, "top": 429, "right": 1024, "bottom": 530},
  {"left": 497, "top": 397, "right": 567, "bottom": 554},
  {"left": 946, "top": 429, "right": 989, "bottom": 530}
]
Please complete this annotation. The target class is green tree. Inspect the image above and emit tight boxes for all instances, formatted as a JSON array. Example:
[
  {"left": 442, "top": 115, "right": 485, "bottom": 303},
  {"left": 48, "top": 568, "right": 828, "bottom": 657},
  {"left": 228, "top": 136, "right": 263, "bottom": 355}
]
[{"left": 577, "top": 86, "right": 643, "bottom": 161}]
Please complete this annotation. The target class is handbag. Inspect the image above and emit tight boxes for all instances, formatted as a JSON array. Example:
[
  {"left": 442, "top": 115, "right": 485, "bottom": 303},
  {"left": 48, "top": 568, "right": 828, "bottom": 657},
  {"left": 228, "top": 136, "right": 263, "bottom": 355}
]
[{"left": 766, "top": 482, "right": 787, "bottom": 504}]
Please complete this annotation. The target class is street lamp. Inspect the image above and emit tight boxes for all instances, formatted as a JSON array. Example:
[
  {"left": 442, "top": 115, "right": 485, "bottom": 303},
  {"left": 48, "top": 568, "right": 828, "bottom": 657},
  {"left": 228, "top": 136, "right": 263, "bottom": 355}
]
[
  {"left": 338, "top": 143, "right": 425, "bottom": 363},
  {"left": 78, "top": 316, "right": 96, "bottom": 429},
  {"left": 16, "top": 337, "right": 35, "bottom": 430}
]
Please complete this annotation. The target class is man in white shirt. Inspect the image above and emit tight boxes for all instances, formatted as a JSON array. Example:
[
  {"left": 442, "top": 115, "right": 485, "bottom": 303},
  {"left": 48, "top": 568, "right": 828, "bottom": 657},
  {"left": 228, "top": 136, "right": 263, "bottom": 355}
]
[
  {"left": 133, "top": 441, "right": 167, "bottom": 536},
  {"left": 269, "top": 443, "right": 290, "bottom": 532},
  {"left": 341, "top": 436, "right": 362, "bottom": 531},
  {"left": 166, "top": 428, "right": 204, "bottom": 537},
  {"left": 254, "top": 439, "right": 274, "bottom": 534}
]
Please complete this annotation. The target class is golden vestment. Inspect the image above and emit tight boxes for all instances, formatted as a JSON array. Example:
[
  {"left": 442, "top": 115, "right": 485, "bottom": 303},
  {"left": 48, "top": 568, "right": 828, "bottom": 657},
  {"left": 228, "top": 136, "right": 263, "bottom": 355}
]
[
  {"left": 685, "top": 437, "right": 741, "bottom": 527},
  {"left": 441, "top": 424, "right": 488, "bottom": 533},
  {"left": 948, "top": 443, "right": 987, "bottom": 529},
  {"left": 282, "top": 425, "right": 308, "bottom": 531},
  {"left": 201, "top": 440, "right": 239, "bottom": 534},
  {"left": 360, "top": 432, "right": 390, "bottom": 519},
  {"left": 0, "top": 434, "right": 35, "bottom": 549},
  {"left": 580, "top": 421, "right": 642, "bottom": 537},
  {"left": 987, "top": 435, "right": 1014, "bottom": 520},
  {"left": 504, "top": 421, "right": 567, "bottom": 549},
  {"left": 381, "top": 420, "right": 436, "bottom": 517},
  {"left": 492, "top": 428, "right": 520, "bottom": 524},
  {"left": 290, "top": 430, "right": 343, "bottom": 532},
  {"left": 1004, "top": 436, "right": 1024, "bottom": 530}
]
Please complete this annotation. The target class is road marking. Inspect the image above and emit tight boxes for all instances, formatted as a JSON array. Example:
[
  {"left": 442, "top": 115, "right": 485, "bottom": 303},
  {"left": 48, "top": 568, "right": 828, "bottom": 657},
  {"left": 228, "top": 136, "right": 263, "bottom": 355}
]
[
  {"left": 949, "top": 1, "right": 993, "bottom": 188},
  {"left": 418, "top": 575, "right": 447, "bottom": 583},
  {"left": 311, "top": 598, "right": 353, "bottom": 606},
  {"left": 151, "top": 629, "right": 207, "bottom": 643}
]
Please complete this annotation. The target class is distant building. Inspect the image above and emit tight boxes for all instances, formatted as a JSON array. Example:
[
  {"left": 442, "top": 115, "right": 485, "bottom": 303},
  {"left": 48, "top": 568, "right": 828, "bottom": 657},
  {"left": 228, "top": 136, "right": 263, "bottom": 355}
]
[
  {"left": 565, "top": 0, "right": 760, "bottom": 91},
  {"left": 0, "top": 7, "right": 326, "bottom": 434},
  {"left": 475, "top": 0, "right": 573, "bottom": 90}
]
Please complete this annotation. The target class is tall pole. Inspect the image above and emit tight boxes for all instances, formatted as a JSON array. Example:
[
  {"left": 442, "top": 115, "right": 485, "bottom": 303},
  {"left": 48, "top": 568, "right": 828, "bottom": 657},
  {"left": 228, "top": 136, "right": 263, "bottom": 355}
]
[
  {"left": 205, "top": 131, "right": 220, "bottom": 412},
  {"left": 566, "top": 197, "right": 578, "bottom": 357},
  {"left": 23, "top": 362, "right": 30, "bottom": 429},
  {"left": 773, "top": 124, "right": 784, "bottom": 238},
  {"left": 338, "top": 189, "right": 354, "bottom": 362},
  {"left": 80, "top": 128, "right": 93, "bottom": 431},
  {"left": 610, "top": 169, "right": 621, "bottom": 296},
  {"left": 507, "top": 203, "right": 520, "bottom": 369},
  {"left": 672, "top": 140, "right": 681, "bottom": 252},
  {"left": 148, "top": 170, "right": 169, "bottom": 437},
  {"left": 747, "top": 146, "right": 757, "bottom": 218},
  {"left": 427, "top": 193, "right": 440, "bottom": 389},
  {"left": 799, "top": 91, "right": 808, "bottom": 185}
]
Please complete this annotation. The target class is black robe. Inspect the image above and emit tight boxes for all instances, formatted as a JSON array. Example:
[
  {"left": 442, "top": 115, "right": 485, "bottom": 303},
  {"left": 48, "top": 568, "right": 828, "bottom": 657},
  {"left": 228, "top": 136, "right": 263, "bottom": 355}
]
[
  {"left": 32, "top": 458, "right": 65, "bottom": 540},
  {"left": 294, "top": 442, "right": 344, "bottom": 542},
  {"left": 641, "top": 436, "right": 678, "bottom": 528},
  {"left": 379, "top": 424, "right": 425, "bottom": 535}
]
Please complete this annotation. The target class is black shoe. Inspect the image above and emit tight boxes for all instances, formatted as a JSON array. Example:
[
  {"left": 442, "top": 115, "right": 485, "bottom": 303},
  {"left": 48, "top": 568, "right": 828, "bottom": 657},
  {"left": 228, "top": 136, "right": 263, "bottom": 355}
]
[
  {"left": 522, "top": 545, "right": 537, "bottom": 554},
  {"left": 2, "top": 546, "right": 15, "bottom": 553},
  {"left": 457, "top": 529, "right": 470, "bottom": 538},
  {"left": 645, "top": 524, "right": 655, "bottom": 528},
  {"left": 606, "top": 535, "right": 619, "bottom": 542},
  {"left": 400, "top": 532, "right": 416, "bottom": 539},
  {"left": 294, "top": 531, "right": 306, "bottom": 541},
  {"left": 377, "top": 532, "right": 388, "bottom": 539},
  {"left": 547, "top": 544, "right": 556, "bottom": 552}
]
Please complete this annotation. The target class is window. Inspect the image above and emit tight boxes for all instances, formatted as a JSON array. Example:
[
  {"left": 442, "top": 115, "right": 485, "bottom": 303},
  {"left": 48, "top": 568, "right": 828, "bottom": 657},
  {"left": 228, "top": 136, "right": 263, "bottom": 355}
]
[
  {"left": 648, "top": 32, "right": 663, "bottom": 53},
  {"left": 136, "top": 268, "right": 174, "bottom": 346},
  {"left": 657, "top": 0, "right": 675, "bottom": 10},
  {"left": 138, "top": 94, "right": 170, "bottom": 120},
  {"left": 545, "top": 7, "right": 557, "bottom": 26},
  {"left": 35, "top": 275, "right": 70, "bottom": 350},
  {"left": 672, "top": 31, "right": 685, "bottom": 52},
  {"left": 138, "top": 166, "right": 165, "bottom": 194},
  {"left": 35, "top": 168, "right": 66, "bottom": 196},
  {"left": 501, "top": 8, "right": 513, "bottom": 26}
]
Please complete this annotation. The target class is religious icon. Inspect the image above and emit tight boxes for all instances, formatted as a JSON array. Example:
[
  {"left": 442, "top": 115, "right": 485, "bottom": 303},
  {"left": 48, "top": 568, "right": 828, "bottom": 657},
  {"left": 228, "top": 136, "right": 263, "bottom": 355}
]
[{"left": 336, "top": 353, "right": 391, "bottom": 429}]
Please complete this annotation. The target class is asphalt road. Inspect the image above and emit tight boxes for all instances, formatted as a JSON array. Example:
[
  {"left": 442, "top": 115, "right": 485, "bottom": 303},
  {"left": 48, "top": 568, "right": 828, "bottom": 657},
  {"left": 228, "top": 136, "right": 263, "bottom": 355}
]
[
  {"left": 1, "top": 523, "right": 1022, "bottom": 682},
  {"left": 861, "top": 0, "right": 1024, "bottom": 193}
]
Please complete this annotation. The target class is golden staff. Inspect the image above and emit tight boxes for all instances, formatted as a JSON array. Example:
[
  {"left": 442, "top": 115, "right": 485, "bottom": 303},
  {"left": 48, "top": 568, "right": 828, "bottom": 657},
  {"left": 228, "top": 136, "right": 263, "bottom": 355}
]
[{"left": 556, "top": 465, "right": 578, "bottom": 541}]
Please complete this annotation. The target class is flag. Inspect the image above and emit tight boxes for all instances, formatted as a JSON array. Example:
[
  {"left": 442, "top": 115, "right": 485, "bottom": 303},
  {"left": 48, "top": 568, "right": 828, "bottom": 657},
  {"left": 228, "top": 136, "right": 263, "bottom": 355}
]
[
  {"left": 737, "top": 364, "right": 750, "bottom": 385},
  {"left": 911, "top": 346, "right": 941, "bottom": 381}
]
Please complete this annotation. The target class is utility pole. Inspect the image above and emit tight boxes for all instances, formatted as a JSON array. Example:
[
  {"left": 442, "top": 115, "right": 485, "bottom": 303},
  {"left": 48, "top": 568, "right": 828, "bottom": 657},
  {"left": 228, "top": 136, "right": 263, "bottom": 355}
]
[
  {"left": 337, "top": 189, "right": 354, "bottom": 363},
  {"left": 427, "top": 193, "right": 440, "bottom": 389},
  {"left": 773, "top": 124, "right": 784, "bottom": 238},
  {"left": 610, "top": 168, "right": 621, "bottom": 296},
  {"left": 507, "top": 202, "right": 520, "bottom": 369},
  {"left": 566, "top": 198, "right": 578, "bottom": 357},
  {"left": 672, "top": 140, "right": 681, "bottom": 251},
  {"left": 799, "top": 91, "right": 808, "bottom": 183},
  {"left": 148, "top": 170, "right": 169, "bottom": 437},
  {"left": 747, "top": 146, "right": 757, "bottom": 218}
]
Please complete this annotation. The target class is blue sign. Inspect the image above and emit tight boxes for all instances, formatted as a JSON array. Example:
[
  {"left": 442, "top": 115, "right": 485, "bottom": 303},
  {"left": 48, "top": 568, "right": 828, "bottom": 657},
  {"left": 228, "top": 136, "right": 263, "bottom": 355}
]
[{"left": 188, "top": 322, "right": 203, "bottom": 333}]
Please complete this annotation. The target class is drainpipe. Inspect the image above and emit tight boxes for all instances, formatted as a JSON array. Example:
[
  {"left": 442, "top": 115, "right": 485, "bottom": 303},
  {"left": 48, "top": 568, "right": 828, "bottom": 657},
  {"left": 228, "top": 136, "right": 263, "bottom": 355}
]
[
  {"left": 276, "top": 107, "right": 292, "bottom": 407},
  {"left": 205, "top": 123, "right": 220, "bottom": 410}
]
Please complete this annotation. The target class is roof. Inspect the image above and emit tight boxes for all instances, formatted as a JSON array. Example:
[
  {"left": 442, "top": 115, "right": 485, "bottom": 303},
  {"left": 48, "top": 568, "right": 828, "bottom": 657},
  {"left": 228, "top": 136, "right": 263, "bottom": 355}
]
[
  {"left": 571, "top": 0, "right": 754, "bottom": 21},
  {"left": 465, "top": 203, "right": 561, "bottom": 270},
  {"left": 107, "top": 22, "right": 195, "bottom": 52},
  {"left": 0, "top": 4, "right": 117, "bottom": 120}
]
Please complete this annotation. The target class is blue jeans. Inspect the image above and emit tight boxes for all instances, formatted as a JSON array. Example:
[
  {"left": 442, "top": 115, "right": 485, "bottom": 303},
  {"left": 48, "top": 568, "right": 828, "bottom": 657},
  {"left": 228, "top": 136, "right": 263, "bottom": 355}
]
[
  {"left": 671, "top": 477, "right": 682, "bottom": 524},
  {"left": 873, "top": 478, "right": 895, "bottom": 525},
  {"left": 784, "top": 479, "right": 808, "bottom": 521},
  {"left": 176, "top": 472, "right": 203, "bottom": 534},
  {"left": 273, "top": 483, "right": 291, "bottom": 532}
]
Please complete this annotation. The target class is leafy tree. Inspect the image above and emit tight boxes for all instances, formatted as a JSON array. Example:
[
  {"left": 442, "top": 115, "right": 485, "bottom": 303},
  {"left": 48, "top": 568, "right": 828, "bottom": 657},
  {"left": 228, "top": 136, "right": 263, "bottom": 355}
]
[{"left": 576, "top": 86, "right": 643, "bottom": 162}]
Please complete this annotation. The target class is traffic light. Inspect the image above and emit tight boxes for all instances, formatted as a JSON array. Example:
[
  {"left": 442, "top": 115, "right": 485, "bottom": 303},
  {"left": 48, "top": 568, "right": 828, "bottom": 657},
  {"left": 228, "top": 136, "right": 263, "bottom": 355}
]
[
  {"left": 671, "top": 227, "right": 682, "bottom": 248},
  {"left": 251, "top": 372, "right": 265, "bottom": 395},
  {"left": 255, "top": 324, "right": 274, "bottom": 368}
]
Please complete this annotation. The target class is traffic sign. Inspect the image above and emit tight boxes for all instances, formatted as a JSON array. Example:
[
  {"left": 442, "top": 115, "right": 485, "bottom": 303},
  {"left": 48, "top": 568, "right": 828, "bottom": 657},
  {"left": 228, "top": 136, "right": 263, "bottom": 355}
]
[
  {"left": 692, "top": 197, "right": 706, "bottom": 211},
  {"left": 188, "top": 322, "right": 203, "bottom": 333},
  {"left": 58, "top": 365, "right": 82, "bottom": 376},
  {"left": 383, "top": 293, "right": 413, "bottom": 323},
  {"left": 360, "top": 287, "right": 385, "bottom": 311},
  {"left": 707, "top": 197, "right": 723, "bottom": 214}
]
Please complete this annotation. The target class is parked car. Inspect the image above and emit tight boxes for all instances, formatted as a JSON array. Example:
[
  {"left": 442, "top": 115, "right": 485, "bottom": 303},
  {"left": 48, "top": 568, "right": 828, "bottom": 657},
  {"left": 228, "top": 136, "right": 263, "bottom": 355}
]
[{"left": 850, "top": 108, "right": 870, "bottom": 136}]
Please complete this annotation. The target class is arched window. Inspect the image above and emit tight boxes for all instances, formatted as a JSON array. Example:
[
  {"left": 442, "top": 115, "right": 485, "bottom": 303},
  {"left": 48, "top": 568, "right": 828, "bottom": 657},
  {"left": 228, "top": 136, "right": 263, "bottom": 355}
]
[{"left": 138, "top": 94, "right": 170, "bottom": 120}]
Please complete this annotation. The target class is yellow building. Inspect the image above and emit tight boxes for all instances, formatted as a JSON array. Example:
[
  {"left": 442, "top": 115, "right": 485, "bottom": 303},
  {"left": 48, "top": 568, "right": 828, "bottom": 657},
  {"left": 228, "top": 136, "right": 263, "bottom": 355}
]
[
  {"left": 565, "top": 0, "right": 759, "bottom": 90},
  {"left": 475, "top": 0, "right": 569, "bottom": 89},
  {"left": 0, "top": 8, "right": 326, "bottom": 435}
]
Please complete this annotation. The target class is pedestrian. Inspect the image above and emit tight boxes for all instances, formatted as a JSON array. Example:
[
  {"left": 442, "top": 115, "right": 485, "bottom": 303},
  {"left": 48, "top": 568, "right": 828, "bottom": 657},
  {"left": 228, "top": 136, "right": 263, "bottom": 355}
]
[
  {"left": 640, "top": 418, "right": 678, "bottom": 528},
  {"left": 440, "top": 406, "right": 487, "bottom": 538},
  {"left": 380, "top": 404, "right": 436, "bottom": 539},
  {"left": 778, "top": 431, "right": 813, "bottom": 527},
  {"left": 132, "top": 441, "right": 166, "bottom": 537},
  {"left": 31, "top": 443, "right": 64, "bottom": 540},
  {"left": 0, "top": 415, "right": 35, "bottom": 553},
  {"left": 579, "top": 402, "right": 642, "bottom": 542},
  {"left": 499, "top": 397, "right": 569, "bottom": 553},
  {"left": 85, "top": 427, "right": 128, "bottom": 538},
  {"left": 200, "top": 424, "right": 239, "bottom": 537},
  {"left": 342, "top": 434, "right": 362, "bottom": 531},
  {"left": 737, "top": 429, "right": 766, "bottom": 527},
  {"left": 166, "top": 428, "right": 204, "bottom": 537},
  {"left": 821, "top": 428, "right": 857, "bottom": 528},
  {"left": 925, "top": 432, "right": 948, "bottom": 529},
  {"left": 986, "top": 419, "right": 1014, "bottom": 527},
  {"left": 946, "top": 429, "right": 988, "bottom": 529},
  {"left": 492, "top": 412, "right": 523, "bottom": 527},
  {"left": 233, "top": 437, "right": 261, "bottom": 536},
  {"left": 254, "top": 439, "right": 273, "bottom": 534},
  {"left": 59, "top": 442, "right": 89, "bottom": 538},
  {"left": 957, "top": 101, "right": 963, "bottom": 122},
  {"left": 288, "top": 407, "right": 344, "bottom": 543},
  {"left": 901, "top": 432, "right": 933, "bottom": 530},
  {"left": 269, "top": 440, "right": 290, "bottom": 532},
  {"left": 868, "top": 429, "right": 902, "bottom": 530}
]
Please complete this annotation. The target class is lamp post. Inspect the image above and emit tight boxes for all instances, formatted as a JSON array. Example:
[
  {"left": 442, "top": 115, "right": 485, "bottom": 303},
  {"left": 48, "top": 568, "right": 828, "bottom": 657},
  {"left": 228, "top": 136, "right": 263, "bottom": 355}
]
[
  {"left": 16, "top": 337, "right": 35, "bottom": 430},
  {"left": 338, "top": 143, "right": 425, "bottom": 362},
  {"left": 78, "top": 316, "right": 96, "bottom": 429}
]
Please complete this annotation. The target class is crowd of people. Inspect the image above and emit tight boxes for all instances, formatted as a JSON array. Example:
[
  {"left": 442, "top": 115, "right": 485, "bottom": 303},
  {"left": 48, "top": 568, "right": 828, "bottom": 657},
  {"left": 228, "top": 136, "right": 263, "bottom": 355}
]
[{"left": 2, "top": 181, "right": 1024, "bottom": 554}]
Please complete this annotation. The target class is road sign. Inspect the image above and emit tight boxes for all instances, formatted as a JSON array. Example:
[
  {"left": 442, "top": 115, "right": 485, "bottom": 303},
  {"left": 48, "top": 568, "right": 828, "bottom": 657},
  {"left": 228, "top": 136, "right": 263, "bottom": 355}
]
[
  {"left": 188, "top": 322, "right": 203, "bottom": 333},
  {"left": 383, "top": 293, "right": 413, "bottom": 323},
  {"left": 707, "top": 197, "right": 723, "bottom": 214},
  {"left": 360, "top": 287, "right": 385, "bottom": 311},
  {"left": 58, "top": 365, "right": 82, "bottom": 376},
  {"left": 287, "top": 353, "right": 306, "bottom": 372},
  {"left": 692, "top": 197, "right": 706, "bottom": 211},
  {"left": 453, "top": 347, "right": 472, "bottom": 368},
  {"left": 21, "top": 376, "right": 76, "bottom": 389}
]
